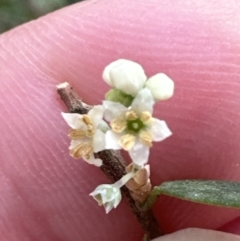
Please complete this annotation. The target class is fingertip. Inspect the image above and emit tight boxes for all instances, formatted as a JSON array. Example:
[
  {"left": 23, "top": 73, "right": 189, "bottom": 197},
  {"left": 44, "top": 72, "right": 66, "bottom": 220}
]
[{"left": 153, "top": 228, "right": 240, "bottom": 241}]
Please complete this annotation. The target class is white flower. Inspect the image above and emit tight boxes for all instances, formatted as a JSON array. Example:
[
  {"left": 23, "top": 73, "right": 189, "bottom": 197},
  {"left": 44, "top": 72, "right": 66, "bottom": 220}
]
[
  {"left": 62, "top": 105, "right": 107, "bottom": 167},
  {"left": 145, "top": 73, "right": 174, "bottom": 101},
  {"left": 103, "top": 59, "right": 175, "bottom": 103},
  {"left": 103, "top": 88, "right": 172, "bottom": 166},
  {"left": 90, "top": 184, "right": 122, "bottom": 213},
  {"left": 90, "top": 172, "right": 135, "bottom": 213},
  {"left": 102, "top": 59, "right": 147, "bottom": 96}
]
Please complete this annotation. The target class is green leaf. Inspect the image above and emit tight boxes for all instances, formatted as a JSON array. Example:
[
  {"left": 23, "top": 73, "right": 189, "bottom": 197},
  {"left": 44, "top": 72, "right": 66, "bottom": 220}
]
[{"left": 143, "top": 180, "right": 240, "bottom": 210}]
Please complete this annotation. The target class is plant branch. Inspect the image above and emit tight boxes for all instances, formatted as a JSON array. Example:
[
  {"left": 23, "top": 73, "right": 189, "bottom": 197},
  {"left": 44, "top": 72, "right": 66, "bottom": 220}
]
[{"left": 57, "top": 82, "right": 163, "bottom": 240}]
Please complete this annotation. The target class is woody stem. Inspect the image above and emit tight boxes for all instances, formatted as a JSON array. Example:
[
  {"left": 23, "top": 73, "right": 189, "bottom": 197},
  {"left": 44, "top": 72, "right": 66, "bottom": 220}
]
[{"left": 57, "top": 82, "right": 164, "bottom": 240}]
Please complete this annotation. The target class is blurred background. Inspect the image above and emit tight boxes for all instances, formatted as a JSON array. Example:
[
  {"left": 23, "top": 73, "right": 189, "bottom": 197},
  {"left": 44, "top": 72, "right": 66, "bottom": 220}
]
[{"left": 0, "top": 0, "right": 84, "bottom": 33}]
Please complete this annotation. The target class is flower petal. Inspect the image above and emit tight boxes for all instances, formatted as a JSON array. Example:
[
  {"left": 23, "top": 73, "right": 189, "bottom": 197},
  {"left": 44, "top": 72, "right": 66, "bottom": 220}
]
[
  {"left": 105, "top": 131, "right": 122, "bottom": 149},
  {"left": 129, "top": 141, "right": 150, "bottom": 166},
  {"left": 104, "top": 202, "right": 114, "bottom": 214},
  {"left": 131, "top": 88, "right": 154, "bottom": 114},
  {"left": 93, "top": 129, "right": 106, "bottom": 153},
  {"left": 149, "top": 119, "right": 172, "bottom": 141},
  {"left": 83, "top": 153, "right": 102, "bottom": 167},
  {"left": 98, "top": 120, "right": 110, "bottom": 133},
  {"left": 103, "top": 100, "right": 127, "bottom": 121},
  {"left": 61, "top": 112, "right": 86, "bottom": 129},
  {"left": 88, "top": 105, "right": 104, "bottom": 128},
  {"left": 113, "top": 191, "right": 122, "bottom": 208}
]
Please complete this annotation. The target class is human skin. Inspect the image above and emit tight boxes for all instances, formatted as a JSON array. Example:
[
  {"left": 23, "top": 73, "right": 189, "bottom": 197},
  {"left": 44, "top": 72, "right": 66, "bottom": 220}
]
[
  {"left": 0, "top": 0, "right": 240, "bottom": 240},
  {"left": 154, "top": 228, "right": 240, "bottom": 241}
]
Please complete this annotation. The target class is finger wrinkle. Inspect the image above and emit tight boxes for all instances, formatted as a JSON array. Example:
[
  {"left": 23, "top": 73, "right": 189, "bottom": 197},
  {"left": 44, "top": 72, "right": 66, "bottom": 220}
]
[
  {"left": 156, "top": 197, "right": 240, "bottom": 233},
  {"left": 0, "top": 147, "right": 93, "bottom": 240},
  {"left": 169, "top": 60, "right": 240, "bottom": 72},
  {"left": 0, "top": 169, "right": 62, "bottom": 240},
  {"left": 0, "top": 76, "right": 90, "bottom": 201},
  {"left": 0, "top": 0, "right": 239, "bottom": 238},
  {"left": 155, "top": 228, "right": 240, "bottom": 241}
]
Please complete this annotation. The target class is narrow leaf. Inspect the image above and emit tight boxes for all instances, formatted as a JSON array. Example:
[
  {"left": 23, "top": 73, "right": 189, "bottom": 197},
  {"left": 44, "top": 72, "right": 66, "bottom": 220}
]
[{"left": 144, "top": 180, "right": 240, "bottom": 210}]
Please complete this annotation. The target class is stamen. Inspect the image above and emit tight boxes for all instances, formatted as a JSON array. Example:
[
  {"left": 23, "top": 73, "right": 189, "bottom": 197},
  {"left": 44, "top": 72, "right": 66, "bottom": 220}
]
[
  {"left": 86, "top": 129, "right": 94, "bottom": 137},
  {"left": 119, "top": 134, "right": 136, "bottom": 150},
  {"left": 139, "top": 131, "right": 153, "bottom": 147},
  {"left": 70, "top": 143, "right": 93, "bottom": 159},
  {"left": 82, "top": 115, "right": 93, "bottom": 128},
  {"left": 125, "top": 110, "right": 138, "bottom": 120},
  {"left": 140, "top": 111, "right": 152, "bottom": 123},
  {"left": 68, "top": 129, "right": 86, "bottom": 139},
  {"left": 110, "top": 118, "right": 127, "bottom": 133}
]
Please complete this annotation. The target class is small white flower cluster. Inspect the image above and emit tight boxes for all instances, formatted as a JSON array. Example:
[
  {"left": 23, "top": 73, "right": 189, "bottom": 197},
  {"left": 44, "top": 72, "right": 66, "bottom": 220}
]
[{"left": 62, "top": 59, "right": 174, "bottom": 213}]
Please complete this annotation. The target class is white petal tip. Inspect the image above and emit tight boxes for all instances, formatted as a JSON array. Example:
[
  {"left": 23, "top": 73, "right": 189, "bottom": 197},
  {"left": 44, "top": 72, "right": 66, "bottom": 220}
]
[{"left": 150, "top": 119, "right": 172, "bottom": 142}]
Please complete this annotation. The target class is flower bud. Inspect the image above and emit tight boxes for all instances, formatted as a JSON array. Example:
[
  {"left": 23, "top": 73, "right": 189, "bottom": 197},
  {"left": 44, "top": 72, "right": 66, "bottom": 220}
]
[
  {"left": 125, "top": 164, "right": 152, "bottom": 203},
  {"left": 145, "top": 73, "right": 174, "bottom": 101},
  {"left": 102, "top": 59, "right": 147, "bottom": 96}
]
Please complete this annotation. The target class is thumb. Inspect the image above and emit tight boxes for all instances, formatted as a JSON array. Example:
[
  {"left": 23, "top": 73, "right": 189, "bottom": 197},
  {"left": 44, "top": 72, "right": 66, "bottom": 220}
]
[
  {"left": 0, "top": 0, "right": 240, "bottom": 241},
  {"left": 153, "top": 228, "right": 240, "bottom": 241}
]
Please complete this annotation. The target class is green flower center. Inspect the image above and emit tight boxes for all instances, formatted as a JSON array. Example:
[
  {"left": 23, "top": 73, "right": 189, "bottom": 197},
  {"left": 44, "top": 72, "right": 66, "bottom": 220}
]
[{"left": 127, "top": 119, "right": 145, "bottom": 133}]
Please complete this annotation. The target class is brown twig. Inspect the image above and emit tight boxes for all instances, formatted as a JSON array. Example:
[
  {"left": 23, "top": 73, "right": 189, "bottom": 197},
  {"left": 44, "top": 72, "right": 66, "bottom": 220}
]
[{"left": 57, "top": 82, "right": 163, "bottom": 240}]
